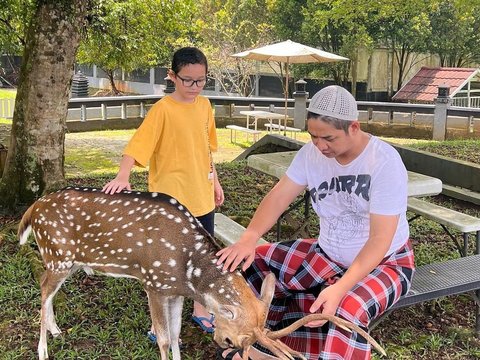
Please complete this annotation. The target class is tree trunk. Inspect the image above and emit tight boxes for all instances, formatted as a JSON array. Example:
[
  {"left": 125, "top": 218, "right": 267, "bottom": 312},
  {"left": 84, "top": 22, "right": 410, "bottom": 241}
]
[{"left": 0, "top": 1, "right": 89, "bottom": 210}]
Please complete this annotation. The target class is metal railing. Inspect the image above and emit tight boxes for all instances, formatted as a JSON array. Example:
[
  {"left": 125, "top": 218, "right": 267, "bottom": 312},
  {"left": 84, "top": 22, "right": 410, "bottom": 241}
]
[
  {"left": 3, "top": 94, "right": 480, "bottom": 134},
  {"left": 451, "top": 96, "right": 480, "bottom": 108}
]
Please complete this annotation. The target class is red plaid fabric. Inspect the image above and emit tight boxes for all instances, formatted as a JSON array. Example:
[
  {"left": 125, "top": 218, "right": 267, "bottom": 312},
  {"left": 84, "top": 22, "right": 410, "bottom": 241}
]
[{"left": 244, "top": 239, "right": 414, "bottom": 360}]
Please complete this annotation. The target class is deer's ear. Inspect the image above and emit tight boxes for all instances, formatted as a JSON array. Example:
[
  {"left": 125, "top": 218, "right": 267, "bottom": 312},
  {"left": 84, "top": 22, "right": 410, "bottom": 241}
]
[
  {"left": 259, "top": 273, "right": 276, "bottom": 308},
  {"left": 218, "top": 305, "right": 236, "bottom": 320}
]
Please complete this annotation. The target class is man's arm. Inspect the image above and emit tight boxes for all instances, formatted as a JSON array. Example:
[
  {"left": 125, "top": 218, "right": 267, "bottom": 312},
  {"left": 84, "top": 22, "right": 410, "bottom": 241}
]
[
  {"left": 216, "top": 175, "right": 305, "bottom": 272},
  {"left": 307, "top": 213, "right": 399, "bottom": 326}
]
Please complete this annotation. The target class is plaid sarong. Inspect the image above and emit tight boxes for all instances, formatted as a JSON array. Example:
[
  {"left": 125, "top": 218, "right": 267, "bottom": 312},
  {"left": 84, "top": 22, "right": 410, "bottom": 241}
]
[{"left": 244, "top": 238, "right": 415, "bottom": 360}]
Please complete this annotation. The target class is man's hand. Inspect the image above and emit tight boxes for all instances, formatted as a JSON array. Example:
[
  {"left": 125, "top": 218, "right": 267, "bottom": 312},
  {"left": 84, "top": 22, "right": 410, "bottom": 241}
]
[
  {"left": 305, "top": 284, "right": 345, "bottom": 327},
  {"left": 216, "top": 236, "right": 257, "bottom": 272}
]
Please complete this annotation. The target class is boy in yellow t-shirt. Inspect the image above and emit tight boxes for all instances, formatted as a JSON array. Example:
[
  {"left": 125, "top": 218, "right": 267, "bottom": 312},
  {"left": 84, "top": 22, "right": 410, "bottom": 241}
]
[{"left": 103, "top": 47, "right": 224, "bottom": 335}]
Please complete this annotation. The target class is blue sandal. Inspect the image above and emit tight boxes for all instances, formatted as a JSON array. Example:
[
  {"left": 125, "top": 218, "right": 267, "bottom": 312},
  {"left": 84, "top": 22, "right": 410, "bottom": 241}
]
[
  {"left": 191, "top": 314, "right": 215, "bottom": 333},
  {"left": 147, "top": 331, "right": 184, "bottom": 349}
]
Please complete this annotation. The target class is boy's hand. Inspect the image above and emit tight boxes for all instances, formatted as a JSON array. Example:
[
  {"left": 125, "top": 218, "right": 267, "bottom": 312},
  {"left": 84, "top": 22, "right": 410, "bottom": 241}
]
[{"left": 102, "top": 179, "right": 131, "bottom": 194}]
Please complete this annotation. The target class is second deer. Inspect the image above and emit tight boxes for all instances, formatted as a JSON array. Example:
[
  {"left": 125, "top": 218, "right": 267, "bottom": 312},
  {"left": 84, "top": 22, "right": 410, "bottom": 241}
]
[{"left": 18, "top": 187, "right": 385, "bottom": 360}]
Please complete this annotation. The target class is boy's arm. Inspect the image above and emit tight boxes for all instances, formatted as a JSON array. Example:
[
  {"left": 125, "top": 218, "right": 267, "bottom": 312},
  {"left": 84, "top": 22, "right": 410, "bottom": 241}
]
[{"left": 102, "top": 155, "right": 136, "bottom": 194}]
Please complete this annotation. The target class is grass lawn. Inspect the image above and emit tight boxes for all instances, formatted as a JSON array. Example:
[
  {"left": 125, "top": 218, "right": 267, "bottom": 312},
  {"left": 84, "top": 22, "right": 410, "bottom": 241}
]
[{"left": 2, "top": 127, "right": 480, "bottom": 359}]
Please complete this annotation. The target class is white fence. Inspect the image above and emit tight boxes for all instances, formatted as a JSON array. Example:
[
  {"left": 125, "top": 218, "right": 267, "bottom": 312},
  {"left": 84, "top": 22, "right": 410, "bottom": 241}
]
[
  {"left": 451, "top": 96, "right": 480, "bottom": 108},
  {"left": 0, "top": 98, "right": 14, "bottom": 119}
]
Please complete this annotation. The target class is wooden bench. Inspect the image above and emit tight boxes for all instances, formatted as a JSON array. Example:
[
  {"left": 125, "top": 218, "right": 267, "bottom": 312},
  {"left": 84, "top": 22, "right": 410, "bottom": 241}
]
[
  {"left": 226, "top": 125, "right": 261, "bottom": 143},
  {"left": 407, "top": 197, "right": 480, "bottom": 257},
  {"left": 264, "top": 123, "right": 301, "bottom": 138},
  {"left": 214, "top": 213, "right": 266, "bottom": 246}
]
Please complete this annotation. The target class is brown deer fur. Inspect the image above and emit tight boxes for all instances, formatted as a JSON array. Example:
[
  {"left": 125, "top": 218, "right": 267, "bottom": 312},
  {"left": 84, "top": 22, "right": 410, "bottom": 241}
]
[
  {"left": 18, "top": 187, "right": 273, "bottom": 360},
  {"left": 19, "top": 187, "right": 385, "bottom": 360}
]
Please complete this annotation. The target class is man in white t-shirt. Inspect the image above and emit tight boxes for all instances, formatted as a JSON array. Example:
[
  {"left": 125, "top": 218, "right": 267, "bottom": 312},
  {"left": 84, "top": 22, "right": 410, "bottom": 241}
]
[{"left": 217, "top": 86, "right": 415, "bottom": 360}]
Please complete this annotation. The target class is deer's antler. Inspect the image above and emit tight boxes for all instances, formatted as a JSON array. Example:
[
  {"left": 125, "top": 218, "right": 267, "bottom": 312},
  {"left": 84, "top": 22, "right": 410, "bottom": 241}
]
[{"left": 242, "top": 314, "right": 386, "bottom": 359}]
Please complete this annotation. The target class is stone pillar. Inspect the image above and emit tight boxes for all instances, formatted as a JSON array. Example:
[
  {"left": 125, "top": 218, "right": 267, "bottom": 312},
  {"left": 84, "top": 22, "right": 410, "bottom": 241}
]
[
  {"left": 164, "top": 75, "right": 175, "bottom": 94},
  {"left": 432, "top": 85, "right": 450, "bottom": 141},
  {"left": 293, "top": 79, "right": 308, "bottom": 130}
]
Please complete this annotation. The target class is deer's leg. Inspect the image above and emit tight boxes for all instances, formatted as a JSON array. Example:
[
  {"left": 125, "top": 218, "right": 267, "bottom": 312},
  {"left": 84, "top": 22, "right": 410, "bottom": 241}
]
[
  {"left": 146, "top": 290, "right": 171, "bottom": 360},
  {"left": 38, "top": 269, "right": 70, "bottom": 360},
  {"left": 168, "top": 296, "right": 184, "bottom": 360}
]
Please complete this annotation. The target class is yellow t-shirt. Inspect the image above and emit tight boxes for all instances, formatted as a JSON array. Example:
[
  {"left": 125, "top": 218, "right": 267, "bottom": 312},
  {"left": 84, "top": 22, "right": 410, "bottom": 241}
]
[{"left": 123, "top": 95, "right": 218, "bottom": 217}]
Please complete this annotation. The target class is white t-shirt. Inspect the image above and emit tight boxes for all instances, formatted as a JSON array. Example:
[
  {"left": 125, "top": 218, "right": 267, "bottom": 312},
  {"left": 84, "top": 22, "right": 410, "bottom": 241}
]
[{"left": 286, "top": 136, "right": 409, "bottom": 267}]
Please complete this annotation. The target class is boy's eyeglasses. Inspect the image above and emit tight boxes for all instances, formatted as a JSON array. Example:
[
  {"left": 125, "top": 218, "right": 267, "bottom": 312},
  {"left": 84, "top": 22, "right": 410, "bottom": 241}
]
[{"left": 175, "top": 73, "right": 207, "bottom": 88}]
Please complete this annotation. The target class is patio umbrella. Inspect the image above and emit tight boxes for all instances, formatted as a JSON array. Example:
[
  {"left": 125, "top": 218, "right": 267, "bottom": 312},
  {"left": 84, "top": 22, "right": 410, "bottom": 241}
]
[{"left": 232, "top": 40, "right": 349, "bottom": 133}]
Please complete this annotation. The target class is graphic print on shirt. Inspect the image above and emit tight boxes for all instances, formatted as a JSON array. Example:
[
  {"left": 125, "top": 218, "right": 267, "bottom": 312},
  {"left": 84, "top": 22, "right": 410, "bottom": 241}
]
[{"left": 309, "top": 174, "right": 371, "bottom": 264}]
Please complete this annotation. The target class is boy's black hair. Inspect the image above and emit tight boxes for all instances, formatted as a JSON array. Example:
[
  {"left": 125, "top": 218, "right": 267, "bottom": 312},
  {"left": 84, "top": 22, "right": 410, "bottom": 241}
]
[{"left": 171, "top": 47, "right": 208, "bottom": 74}]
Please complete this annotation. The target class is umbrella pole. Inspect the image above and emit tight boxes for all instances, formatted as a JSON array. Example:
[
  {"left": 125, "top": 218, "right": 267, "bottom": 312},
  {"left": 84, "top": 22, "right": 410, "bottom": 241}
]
[{"left": 284, "top": 61, "right": 289, "bottom": 136}]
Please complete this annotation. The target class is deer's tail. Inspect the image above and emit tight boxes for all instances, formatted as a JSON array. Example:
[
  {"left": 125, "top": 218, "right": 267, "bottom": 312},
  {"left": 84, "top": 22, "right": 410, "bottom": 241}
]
[{"left": 18, "top": 204, "right": 35, "bottom": 245}]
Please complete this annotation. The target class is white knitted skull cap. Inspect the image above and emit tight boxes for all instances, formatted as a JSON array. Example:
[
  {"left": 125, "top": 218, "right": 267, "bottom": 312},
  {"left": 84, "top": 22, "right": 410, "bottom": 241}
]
[{"left": 307, "top": 85, "right": 359, "bottom": 121}]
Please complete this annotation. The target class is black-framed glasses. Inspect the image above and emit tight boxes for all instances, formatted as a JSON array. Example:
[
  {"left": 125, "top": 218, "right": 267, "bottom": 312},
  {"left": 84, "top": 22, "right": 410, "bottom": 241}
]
[{"left": 175, "top": 73, "right": 207, "bottom": 88}]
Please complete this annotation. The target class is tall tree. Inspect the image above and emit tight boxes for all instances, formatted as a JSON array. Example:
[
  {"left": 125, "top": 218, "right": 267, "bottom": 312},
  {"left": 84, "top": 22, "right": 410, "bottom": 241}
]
[
  {"left": 0, "top": 0, "right": 90, "bottom": 210},
  {"left": 300, "top": 0, "right": 374, "bottom": 90},
  {"left": 428, "top": 0, "right": 480, "bottom": 67},
  {"left": 77, "top": 0, "right": 194, "bottom": 94},
  {"left": 0, "top": 0, "right": 35, "bottom": 83},
  {"left": 195, "top": 0, "right": 274, "bottom": 96},
  {"left": 369, "top": 0, "right": 431, "bottom": 94}
]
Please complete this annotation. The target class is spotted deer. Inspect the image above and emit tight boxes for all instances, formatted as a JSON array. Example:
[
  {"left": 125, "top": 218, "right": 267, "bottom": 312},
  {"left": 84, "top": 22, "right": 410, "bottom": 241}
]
[{"left": 18, "top": 187, "right": 385, "bottom": 360}]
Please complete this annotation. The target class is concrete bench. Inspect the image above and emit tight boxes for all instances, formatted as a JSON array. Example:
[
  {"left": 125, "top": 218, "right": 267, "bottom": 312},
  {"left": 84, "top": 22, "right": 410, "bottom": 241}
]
[
  {"left": 226, "top": 125, "right": 261, "bottom": 143},
  {"left": 264, "top": 123, "right": 301, "bottom": 138},
  {"left": 407, "top": 197, "right": 480, "bottom": 257},
  {"left": 214, "top": 213, "right": 266, "bottom": 246}
]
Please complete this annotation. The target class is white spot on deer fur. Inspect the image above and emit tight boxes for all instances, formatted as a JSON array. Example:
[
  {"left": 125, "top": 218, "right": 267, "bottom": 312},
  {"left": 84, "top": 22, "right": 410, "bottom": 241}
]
[
  {"left": 108, "top": 217, "right": 114, "bottom": 222},
  {"left": 128, "top": 210, "right": 135, "bottom": 215},
  {"left": 168, "top": 259, "right": 176, "bottom": 267},
  {"left": 141, "top": 267, "right": 147, "bottom": 274},
  {"left": 126, "top": 232, "right": 133, "bottom": 237},
  {"left": 186, "top": 266, "right": 193, "bottom": 279},
  {"left": 195, "top": 235, "right": 204, "bottom": 241},
  {"left": 218, "top": 288, "right": 225, "bottom": 294},
  {"left": 175, "top": 217, "right": 182, "bottom": 223},
  {"left": 124, "top": 201, "right": 131, "bottom": 206},
  {"left": 200, "top": 249, "right": 207, "bottom": 255},
  {"left": 194, "top": 243, "right": 203, "bottom": 251},
  {"left": 167, "top": 214, "right": 174, "bottom": 219},
  {"left": 136, "top": 242, "right": 143, "bottom": 247},
  {"left": 152, "top": 275, "right": 158, "bottom": 280},
  {"left": 147, "top": 238, "right": 153, "bottom": 244},
  {"left": 169, "top": 198, "right": 177, "bottom": 205},
  {"left": 152, "top": 192, "right": 158, "bottom": 198},
  {"left": 117, "top": 248, "right": 123, "bottom": 253},
  {"left": 153, "top": 261, "right": 161, "bottom": 267},
  {"left": 70, "top": 240, "right": 76, "bottom": 246},
  {"left": 193, "top": 268, "right": 201, "bottom": 277},
  {"left": 182, "top": 228, "right": 189, "bottom": 234},
  {"left": 209, "top": 283, "right": 215, "bottom": 288},
  {"left": 127, "top": 248, "right": 132, "bottom": 253}
]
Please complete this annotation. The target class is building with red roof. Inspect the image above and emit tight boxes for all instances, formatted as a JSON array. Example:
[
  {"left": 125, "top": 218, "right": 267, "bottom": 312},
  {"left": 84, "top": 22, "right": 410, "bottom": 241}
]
[{"left": 392, "top": 67, "right": 480, "bottom": 107}]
